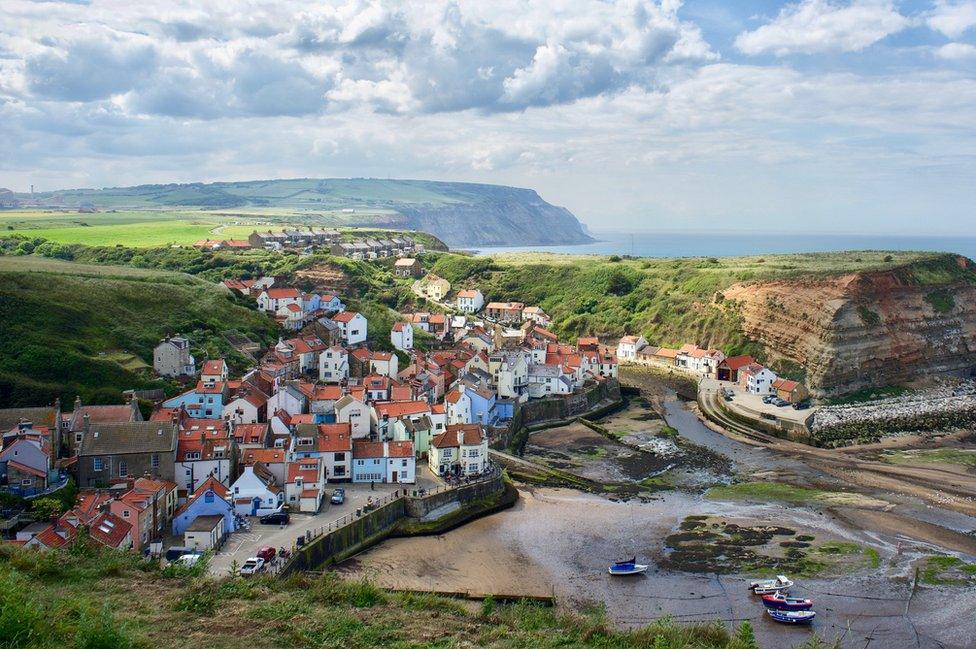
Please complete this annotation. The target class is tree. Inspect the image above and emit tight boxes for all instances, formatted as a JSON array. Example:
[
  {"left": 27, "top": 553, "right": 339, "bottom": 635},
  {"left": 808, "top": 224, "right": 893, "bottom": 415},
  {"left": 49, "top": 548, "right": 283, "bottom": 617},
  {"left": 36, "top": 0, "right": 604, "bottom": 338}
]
[
  {"left": 727, "top": 620, "right": 759, "bottom": 649},
  {"left": 31, "top": 497, "right": 65, "bottom": 520}
]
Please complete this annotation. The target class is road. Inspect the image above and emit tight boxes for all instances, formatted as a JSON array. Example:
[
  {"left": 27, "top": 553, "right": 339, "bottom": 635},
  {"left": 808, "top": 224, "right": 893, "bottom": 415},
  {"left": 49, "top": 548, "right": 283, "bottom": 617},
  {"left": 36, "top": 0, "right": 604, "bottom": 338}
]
[{"left": 208, "top": 467, "right": 441, "bottom": 576}]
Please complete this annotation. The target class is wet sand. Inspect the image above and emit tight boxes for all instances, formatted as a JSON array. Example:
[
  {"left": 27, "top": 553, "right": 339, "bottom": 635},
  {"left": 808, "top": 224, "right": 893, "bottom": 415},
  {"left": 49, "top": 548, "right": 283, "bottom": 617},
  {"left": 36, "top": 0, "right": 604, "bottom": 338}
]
[{"left": 342, "top": 487, "right": 976, "bottom": 648}]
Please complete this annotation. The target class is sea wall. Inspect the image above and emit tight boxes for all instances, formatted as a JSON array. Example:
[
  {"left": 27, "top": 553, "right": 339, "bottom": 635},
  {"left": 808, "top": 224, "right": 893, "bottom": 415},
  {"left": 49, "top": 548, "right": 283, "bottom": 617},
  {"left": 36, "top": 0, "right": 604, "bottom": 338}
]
[{"left": 280, "top": 471, "right": 508, "bottom": 576}]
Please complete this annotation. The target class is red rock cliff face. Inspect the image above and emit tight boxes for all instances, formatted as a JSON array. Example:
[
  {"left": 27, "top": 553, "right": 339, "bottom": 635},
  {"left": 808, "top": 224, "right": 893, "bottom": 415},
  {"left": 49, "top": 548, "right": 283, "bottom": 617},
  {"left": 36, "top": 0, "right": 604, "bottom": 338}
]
[{"left": 721, "top": 259, "right": 976, "bottom": 397}]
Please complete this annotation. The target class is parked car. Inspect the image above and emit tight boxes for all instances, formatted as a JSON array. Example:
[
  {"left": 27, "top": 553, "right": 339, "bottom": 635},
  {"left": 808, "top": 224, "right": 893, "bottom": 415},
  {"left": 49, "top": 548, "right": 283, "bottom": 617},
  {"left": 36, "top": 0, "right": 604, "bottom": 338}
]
[
  {"left": 774, "top": 398, "right": 790, "bottom": 407},
  {"left": 256, "top": 546, "right": 276, "bottom": 562},
  {"left": 762, "top": 395, "right": 776, "bottom": 404},
  {"left": 239, "top": 557, "right": 265, "bottom": 576},
  {"left": 164, "top": 546, "right": 196, "bottom": 562},
  {"left": 175, "top": 554, "right": 201, "bottom": 568},
  {"left": 260, "top": 511, "right": 290, "bottom": 525},
  {"left": 330, "top": 488, "right": 346, "bottom": 505},
  {"left": 792, "top": 401, "right": 811, "bottom": 410}
]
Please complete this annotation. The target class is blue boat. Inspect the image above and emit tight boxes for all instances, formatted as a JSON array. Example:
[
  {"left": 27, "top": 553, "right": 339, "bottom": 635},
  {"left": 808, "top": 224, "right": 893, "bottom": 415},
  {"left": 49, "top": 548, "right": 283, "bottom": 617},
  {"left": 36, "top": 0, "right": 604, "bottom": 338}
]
[
  {"left": 608, "top": 557, "right": 648, "bottom": 575},
  {"left": 761, "top": 592, "right": 813, "bottom": 611},
  {"left": 767, "top": 609, "right": 816, "bottom": 624}
]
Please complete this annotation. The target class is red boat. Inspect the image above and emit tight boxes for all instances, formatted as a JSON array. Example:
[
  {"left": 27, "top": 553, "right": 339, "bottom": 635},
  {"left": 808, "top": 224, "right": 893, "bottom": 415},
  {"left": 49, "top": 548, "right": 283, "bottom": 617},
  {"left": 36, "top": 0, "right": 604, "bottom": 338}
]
[{"left": 761, "top": 592, "right": 813, "bottom": 611}]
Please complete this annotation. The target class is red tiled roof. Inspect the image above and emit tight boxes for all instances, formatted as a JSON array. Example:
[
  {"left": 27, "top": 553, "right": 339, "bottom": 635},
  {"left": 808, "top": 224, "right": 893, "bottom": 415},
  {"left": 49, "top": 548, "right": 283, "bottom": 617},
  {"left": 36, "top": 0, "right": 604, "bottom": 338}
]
[
  {"left": 722, "top": 355, "right": 755, "bottom": 370},
  {"left": 315, "top": 424, "right": 352, "bottom": 452},
  {"left": 352, "top": 440, "right": 385, "bottom": 459},
  {"left": 332, "top": 311, "right": 360, "bottom": 323},
  {"left": 89, "top": 512, "right": 131, "bottom": 548},
  {"left": 388, "top": 441, "right": 414, "bottom": 458},
  {"left": 772, "top": 378, "right": 801, "bottom": 392},
  {"left": 266, "top": 288, "right": 301, "bottom": 299},
  {"left": 374, "top": 401, "right": 430, "bottom": 419},
  {"left": 432, "top": 424, "right": 484, "bottom": 448},
  {"left": 242, "top": 448, "right": 287, "bottom": 465}
]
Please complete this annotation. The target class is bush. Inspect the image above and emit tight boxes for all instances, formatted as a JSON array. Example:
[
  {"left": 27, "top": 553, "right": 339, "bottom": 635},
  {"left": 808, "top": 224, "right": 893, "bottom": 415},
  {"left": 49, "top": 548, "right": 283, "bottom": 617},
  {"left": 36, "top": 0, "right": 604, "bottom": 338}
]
[{"left": 74, "top": 605, "right": 135, "bottom": 649}]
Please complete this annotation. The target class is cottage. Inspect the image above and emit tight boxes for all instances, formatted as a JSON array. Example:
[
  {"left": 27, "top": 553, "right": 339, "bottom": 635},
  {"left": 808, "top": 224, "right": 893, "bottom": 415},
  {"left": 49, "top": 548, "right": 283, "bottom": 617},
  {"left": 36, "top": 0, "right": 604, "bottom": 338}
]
[
  {"left": 257, "top": 287, "right": 302, "bottom": 314},
  {"left": 717, "top": 355, "right": 756, "bottom": 383},
  {"left": 485, "top": 302, "right": 525, "bottom": 323},
  {"left": 285, "top": 458, "right": 325, "bottom": 512},
  {"left": 334, "top": 394, "right": 370, "bottom": 438},
  {"left": 174, "top": 418, "right": 235, "bottom": 493},
  {"left": 76, "top": 421, "right": 178, "bottom": 487},
  {"left": 292, "top": 423, "right": 352, "bottom": 481},
  {"left": 522, "top": 306, "right": 551, "bottom": 327},
  {"left": 331, "top": 311, "right": 368, "bottom": 345},
  {"left": 428, "top": 424, "right": 488, "bottom": 477},
  {"left": 351, "top": 440, "right": 415, "bottom": 484},
  {"left": 456, "top": 289, "right": 485, "bottom": 314},
  {"left": 319, "top": 345, "right": 349, "bottom": 383},
  {"left": 154, "top": 336, "right": 196, "bottom": 378},
  {"left": 412, "top": 274, "right": 451, "bottom": 302},
  {"left": 390, "top": 322, "right": 414, "bottom": 352},
  {"left": 229, "top": 462, "right": 284, "bottom": 516},
  {"left": 172, "top": 480, "right": 237, "bottom": 536},
  {"left": 772, "top": 379, "right": 810, "bottom": 403},
  {"left": 741, "top": 364, "right": 778, "bottom": 395},
  {"left": 394, "top": 258, "right": 422, "bottom": 278},
  {"left": 616, "top": 335, "right": 648, "bottom": 361}
]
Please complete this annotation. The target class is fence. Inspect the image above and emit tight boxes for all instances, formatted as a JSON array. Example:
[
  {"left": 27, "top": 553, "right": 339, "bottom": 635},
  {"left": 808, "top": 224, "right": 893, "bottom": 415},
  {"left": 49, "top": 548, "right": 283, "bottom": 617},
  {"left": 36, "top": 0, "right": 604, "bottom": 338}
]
[{"left": 277, "top": 465, "right": 504, "bottom": 577}]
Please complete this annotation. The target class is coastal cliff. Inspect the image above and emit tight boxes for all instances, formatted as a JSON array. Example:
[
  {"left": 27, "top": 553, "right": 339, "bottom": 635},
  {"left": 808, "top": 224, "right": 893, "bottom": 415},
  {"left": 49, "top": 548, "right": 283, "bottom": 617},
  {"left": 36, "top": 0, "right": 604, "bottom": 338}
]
[{"left": 722, "top": 255, "right": 976, "bottom": 397}]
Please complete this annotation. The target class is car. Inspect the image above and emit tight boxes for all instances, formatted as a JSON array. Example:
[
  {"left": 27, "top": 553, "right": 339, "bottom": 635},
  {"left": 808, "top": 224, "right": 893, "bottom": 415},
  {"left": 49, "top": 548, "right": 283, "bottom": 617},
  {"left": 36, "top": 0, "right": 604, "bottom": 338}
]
[
  {"left": 256, "top": 546, "right": 276, "bottom": 562},
  {"left": 762, "top": 395, "right": 776, "bottom": 404},
  {"left": 175, "top": 554, "right": 201, "bottom": 567},
  {"left": 774, "top": 398, "right": 790, "bottom": 407},
  {"left": 330, "top": 488, "right": 346, "bottom": 505},
  {"left": 239, "top": 557, "right": 265, "bottom": 575},
  {"left": 792, "top": 401, "right": 811, "bottom": 410},
  {"left": 259, "top": 511, "right": 290, "bottom": 525},
  {"left": 164, "top": 546, "right": 195, "bottom": 562}
]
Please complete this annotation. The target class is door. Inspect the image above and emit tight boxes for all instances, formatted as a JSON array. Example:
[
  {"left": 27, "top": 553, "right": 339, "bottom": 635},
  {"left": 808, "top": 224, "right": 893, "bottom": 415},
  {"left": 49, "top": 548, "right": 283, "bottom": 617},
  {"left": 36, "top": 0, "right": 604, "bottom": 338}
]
[{"left": 391, "top": 471, "right": 397, "bottom": 483}]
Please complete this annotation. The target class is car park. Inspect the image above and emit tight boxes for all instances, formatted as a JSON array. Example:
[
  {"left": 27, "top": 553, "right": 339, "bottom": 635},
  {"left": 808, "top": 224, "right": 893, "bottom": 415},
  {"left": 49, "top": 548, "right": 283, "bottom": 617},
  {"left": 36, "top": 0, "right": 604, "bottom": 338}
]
[
  {"left": 239, "top": 557, "right": 265, "bottom": 575},
  {"left": 259, "top": 511, "right": 290, "bottom": 525},
  {"left": 330, "top": 488, "right": 346, "bottom": 505},
  {"left": 774, "top": 398, "right": 790, "bottom": 407}
]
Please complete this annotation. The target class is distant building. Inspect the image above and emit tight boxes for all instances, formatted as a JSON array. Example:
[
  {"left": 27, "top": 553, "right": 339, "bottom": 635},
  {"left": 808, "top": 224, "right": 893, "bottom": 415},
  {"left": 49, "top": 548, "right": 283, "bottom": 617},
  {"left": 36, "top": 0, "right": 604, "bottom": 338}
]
[
  {"left": 154, "top": 336, "right": 196, "bottom": 378},
  {"left": 390, "top": 322, "right": 414, "bottom": 352},
  {"left": 456, "top": 289, "right": 485, "bottom": 314},
  {"left": 394, "top": 258, "right": 422, "bottom": 278}
]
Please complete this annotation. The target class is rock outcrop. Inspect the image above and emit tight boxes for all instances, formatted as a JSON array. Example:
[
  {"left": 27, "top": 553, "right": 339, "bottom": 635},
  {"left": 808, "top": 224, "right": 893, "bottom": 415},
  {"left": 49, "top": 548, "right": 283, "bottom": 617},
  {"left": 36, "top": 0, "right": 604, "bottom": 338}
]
[{"left": 721, "top": 255, "right": 976, "bottom": 397}]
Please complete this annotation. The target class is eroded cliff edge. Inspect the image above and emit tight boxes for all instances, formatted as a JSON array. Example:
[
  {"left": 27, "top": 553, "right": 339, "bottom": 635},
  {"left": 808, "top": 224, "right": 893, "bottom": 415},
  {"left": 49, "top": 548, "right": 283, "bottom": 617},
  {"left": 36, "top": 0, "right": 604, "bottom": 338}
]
[{"left": 721, "top": 254, "right": 976, "bottom": 397}]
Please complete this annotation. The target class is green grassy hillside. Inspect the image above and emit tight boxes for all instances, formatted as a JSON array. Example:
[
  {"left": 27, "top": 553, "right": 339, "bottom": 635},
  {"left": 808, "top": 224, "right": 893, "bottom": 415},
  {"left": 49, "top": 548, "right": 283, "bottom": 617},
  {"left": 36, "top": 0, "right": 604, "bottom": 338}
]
[
  {"left": 0, "top": 256, "right": 278, "bottom": 407},
  {"left": 429, "top": 250, "right": 950, "bottom": 358}
]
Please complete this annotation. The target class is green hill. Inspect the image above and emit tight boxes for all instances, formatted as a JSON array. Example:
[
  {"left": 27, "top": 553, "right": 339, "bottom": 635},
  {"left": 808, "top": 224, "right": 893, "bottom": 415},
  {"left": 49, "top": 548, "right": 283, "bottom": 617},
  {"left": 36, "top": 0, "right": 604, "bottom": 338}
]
[
  {"left": 8, "top": 178, "right": 593, "bottom": 247},
  {"left": 0, "top": 256, "right": 278, "bottom": 407}
]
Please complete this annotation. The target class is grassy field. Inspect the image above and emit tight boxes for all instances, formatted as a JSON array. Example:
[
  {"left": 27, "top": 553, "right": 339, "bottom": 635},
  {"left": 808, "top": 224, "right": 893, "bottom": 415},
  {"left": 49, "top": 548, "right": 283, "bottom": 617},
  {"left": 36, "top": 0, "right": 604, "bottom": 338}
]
[
  {"left": 7, "top": 220, "right": 219, "bottom": 247},
  {"left": 881, "top": 448, "right": 976, "bottom": 469},
  {"left": 0, "top": 542, "right": 825, "bottom": 649},
  {"left": 705, "top": 482, "right": 888, "bottom": 508}
]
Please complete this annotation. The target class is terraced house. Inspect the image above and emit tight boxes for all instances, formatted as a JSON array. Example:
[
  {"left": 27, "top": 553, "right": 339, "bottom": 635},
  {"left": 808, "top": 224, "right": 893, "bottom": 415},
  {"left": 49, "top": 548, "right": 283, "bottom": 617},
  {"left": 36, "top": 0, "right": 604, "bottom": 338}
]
[{"left": 76, "top": 420, "right": 179, "bottom": 487}]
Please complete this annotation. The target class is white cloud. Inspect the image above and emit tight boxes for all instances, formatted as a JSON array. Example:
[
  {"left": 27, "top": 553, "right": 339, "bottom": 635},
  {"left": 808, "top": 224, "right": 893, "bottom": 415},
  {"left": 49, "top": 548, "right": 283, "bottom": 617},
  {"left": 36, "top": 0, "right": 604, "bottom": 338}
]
[
  {"left": 935, "top": 41, "right": 976, "bottom": 58},
  {"left": 735, "top": 0, "right": 908, "bottom": 56},
  {"left": 926, "top": 0, "right": 976, "bottom": 38}
]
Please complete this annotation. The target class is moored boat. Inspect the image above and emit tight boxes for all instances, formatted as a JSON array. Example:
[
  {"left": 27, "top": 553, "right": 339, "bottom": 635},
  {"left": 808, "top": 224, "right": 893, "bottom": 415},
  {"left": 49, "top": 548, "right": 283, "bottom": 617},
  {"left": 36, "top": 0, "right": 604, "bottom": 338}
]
[
  {"left": 767, "top": 609, "right": 816, "bottom": 624},
  {"left": 749, "top": 575, "right": 793, "bottom": 594},
  {"left": 608, "top": 557, "right": 648, "bottom": 575},
  {"left": 761, "top": 592, "right": 813, "bottom": 611}
]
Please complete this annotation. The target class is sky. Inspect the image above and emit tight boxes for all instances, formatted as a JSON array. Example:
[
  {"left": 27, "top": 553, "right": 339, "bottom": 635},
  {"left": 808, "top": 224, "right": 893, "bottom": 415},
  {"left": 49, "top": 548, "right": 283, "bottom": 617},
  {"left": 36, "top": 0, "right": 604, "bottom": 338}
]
[{"left": 0, "top": 0, "right": 974, "bottom": 235}]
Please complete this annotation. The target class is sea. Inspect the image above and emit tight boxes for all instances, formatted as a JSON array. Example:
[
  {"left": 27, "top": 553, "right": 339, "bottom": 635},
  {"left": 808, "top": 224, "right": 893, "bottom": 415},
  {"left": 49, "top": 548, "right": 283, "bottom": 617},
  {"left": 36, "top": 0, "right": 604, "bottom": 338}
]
[{"left": 472, "top": 230, "right": 976, "bottom": 260}]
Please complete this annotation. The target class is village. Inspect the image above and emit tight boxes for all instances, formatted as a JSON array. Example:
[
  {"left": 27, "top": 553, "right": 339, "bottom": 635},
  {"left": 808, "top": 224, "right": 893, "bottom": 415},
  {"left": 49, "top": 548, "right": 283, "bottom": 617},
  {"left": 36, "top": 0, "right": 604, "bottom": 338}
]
[{"left": 0, "top": 256, "right": 624, "bottom": 573}]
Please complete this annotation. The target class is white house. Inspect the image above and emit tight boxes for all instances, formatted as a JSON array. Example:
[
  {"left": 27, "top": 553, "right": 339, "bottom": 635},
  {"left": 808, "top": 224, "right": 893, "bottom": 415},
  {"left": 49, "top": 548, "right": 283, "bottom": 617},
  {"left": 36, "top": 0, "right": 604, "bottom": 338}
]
[
  {"left": 266, "top": 383, "right": 306, "bottom": 417},
  {"left": 445, "top": 388, "right": 473, "bottom": 425},
  {"left": 527, "top": 364, "right": 574, "bottom": 398},
  {"left": 428, "top": 424, "right": 488, "bottom": 477},
  {"left": 488, "top": 351, "right": 530, "bottom": 401},
  {"left": 369, "top": 351, "right": 399, "bottom": 379},
  {"left": 334, "top": 394, "right": 371, "bottom": 438},
  {"left": 616, "top": 335, "right": 648, "bottom": 361},
  {"left": 257, "top": 288, "right": 302, "bottom": 314},
  {"left": 385, "top": 441, "right": 415, "bottom": 483},
  {"left": 331, "top": 311, "right": 368, "bottom": 345},
  {"left": 229, "top": 463, "right": 284, "bottom": 516},
  {"left": 390, "top": 322, "right": 414, "bottom": 352},
  {"left": 284, "top": 458, "right": 325, "bottom": 513},
  {"left": 522, "top": 306, "right": 551, "bottom": 327},
  {"left": 742, "top": 364, "right": 778, "bottom": 395},
  {"left": 456, "top": 289, "right": 484, "bottom": 314},
  {"left": 319, "top": 346, "right": 349, "bottom": 383},
  {"left": 224, "top": 387, "right": 267, "bottom": 424}
]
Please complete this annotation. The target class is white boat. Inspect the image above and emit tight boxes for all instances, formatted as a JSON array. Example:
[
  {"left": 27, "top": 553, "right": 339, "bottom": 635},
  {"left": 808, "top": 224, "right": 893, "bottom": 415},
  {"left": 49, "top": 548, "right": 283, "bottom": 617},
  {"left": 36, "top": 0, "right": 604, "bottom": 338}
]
[
  {"left": 749, "top": 575, "right": 793, "bottom": 594},
  {"left": 608, "top": 557, "right": 649, "bottom": 575}
]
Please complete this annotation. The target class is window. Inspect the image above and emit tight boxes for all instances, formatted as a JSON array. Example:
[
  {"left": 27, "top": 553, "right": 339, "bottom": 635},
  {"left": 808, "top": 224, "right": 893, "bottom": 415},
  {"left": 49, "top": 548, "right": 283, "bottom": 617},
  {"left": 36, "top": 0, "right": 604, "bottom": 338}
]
[
  {"left": 121, "top": 509, "right": 130, "bottom": 518},
  {"left": 402, "top": 459, "right": 408, "bottom": 467},
  {"left": 75, "top": 432, "right": 83, "bottom": 444},
  {"left": 204, "top": 492, "right": 214, "bottom": 503},
  {"left": 334, "top": 453, "right": 345, "bottom": 461},
  {"left": 93, "top": 458, "right": 104, "bottom": 471},
  {"left": 21, "top": 478, "right": 32, "bottom": 487},
  {"left": 118, "top": 461, "right": 128, "bottom": 477},
  {"left": 151, "top": 454, "right": 160, "bottom": 469},
  {"left": 357, "top": 460, "right": 364, "bottom": 466}
]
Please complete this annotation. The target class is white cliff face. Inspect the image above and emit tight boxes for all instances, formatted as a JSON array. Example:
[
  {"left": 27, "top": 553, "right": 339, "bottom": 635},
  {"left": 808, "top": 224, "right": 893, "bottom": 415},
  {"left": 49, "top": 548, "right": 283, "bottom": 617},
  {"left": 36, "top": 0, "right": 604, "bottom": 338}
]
[{"left": 722, "top": 256, "right": 976, "bottom": 398}]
